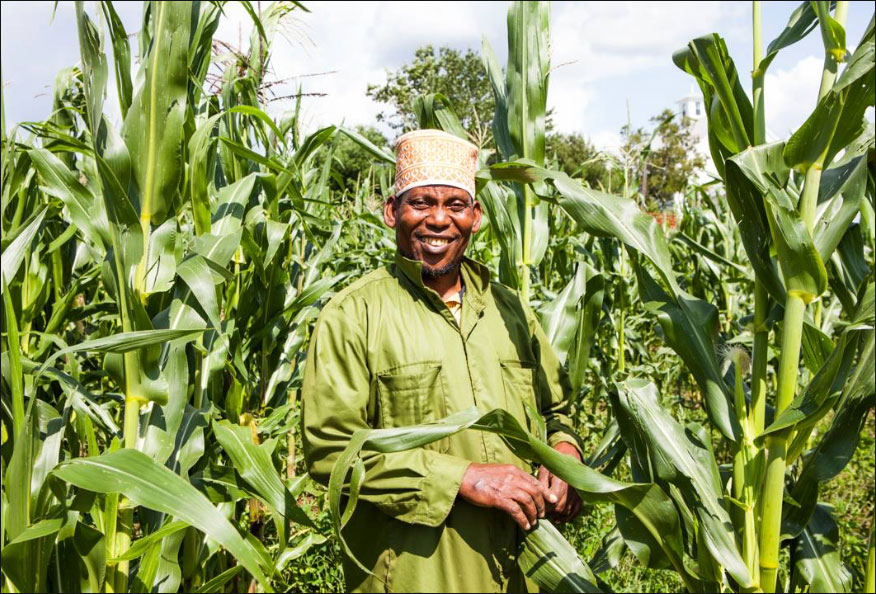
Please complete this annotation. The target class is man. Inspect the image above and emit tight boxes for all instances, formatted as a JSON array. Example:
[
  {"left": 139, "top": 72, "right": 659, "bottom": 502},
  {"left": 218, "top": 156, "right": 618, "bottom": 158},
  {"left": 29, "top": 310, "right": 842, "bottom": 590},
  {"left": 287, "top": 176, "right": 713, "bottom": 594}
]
[{"left": 302, "top": 129, "right": 583, "bottom": 592}]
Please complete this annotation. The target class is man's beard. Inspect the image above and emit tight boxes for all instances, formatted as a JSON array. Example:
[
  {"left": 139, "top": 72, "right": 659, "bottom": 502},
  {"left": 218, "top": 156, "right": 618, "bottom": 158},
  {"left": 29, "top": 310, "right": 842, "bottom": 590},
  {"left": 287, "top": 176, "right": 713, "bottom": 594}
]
[
  {"left": 399, "top": 246, "right": 463, "bottom": 279},
  {"left": 422, "top": 260, "right": 461, "bottom": 278}
]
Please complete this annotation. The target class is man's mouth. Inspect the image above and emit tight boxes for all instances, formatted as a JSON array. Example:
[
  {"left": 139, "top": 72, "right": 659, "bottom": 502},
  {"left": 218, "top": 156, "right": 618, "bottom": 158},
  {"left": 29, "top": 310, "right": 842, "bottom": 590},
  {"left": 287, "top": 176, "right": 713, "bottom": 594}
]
[
  {"left": 417, "top": 235, "right": 458, "bottom": 250},
  {"left": 423, "top": 237, "right": 451, "bottom": 246}
]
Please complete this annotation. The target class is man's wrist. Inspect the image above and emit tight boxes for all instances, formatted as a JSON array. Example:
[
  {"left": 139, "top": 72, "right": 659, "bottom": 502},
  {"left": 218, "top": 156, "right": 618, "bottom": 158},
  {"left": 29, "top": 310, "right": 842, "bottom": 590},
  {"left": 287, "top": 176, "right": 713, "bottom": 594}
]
[
  {"left": 552, "top": 440, "right": 582, "bottom": 462},
  {"left": 547, "top": 431, "right": 583, "bottom": 461}
]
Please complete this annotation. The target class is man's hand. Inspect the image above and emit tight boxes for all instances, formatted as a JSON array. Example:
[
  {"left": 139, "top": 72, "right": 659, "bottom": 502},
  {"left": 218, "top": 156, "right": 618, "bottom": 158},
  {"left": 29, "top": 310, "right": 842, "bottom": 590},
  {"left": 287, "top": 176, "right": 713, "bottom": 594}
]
[
  {"left": 537, "top": 442, "right": 583, "bottom": 524},
  {"left": 458, "top": 463, "right": 555, "bottom": 531}
]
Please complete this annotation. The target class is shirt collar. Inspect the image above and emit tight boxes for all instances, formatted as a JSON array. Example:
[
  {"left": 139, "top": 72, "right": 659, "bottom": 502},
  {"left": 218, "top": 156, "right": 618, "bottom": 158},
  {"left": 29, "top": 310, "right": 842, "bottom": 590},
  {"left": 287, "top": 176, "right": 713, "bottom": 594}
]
[{"left": 393, "top": 251, "right": 489, "bottom": 311}]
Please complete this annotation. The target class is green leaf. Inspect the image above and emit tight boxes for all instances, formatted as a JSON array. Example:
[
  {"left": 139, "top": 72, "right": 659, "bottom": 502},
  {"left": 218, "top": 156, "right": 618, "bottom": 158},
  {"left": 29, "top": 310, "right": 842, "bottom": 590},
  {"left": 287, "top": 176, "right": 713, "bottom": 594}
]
[
  {"left": 411, "top": 93, "right": 470, "bottom": 141},
  {"left": 6, "top": 517, "right": 64, "bottom": 546},
  {"left": 519, "top": 520, "right": 602, "bottom": 593},
  {"left": 1, "top": 207, "right": 46, "bottom": 291},
  {"left": 783, "top": 329, "right": 875, "bottom": 539},
  {"left": 633, "top": 262, "right": 739, "bottom": 441},
  {"left": 36, "top": 329, "right": 205, "bottom": 403},
  {"left": 53, "top": 449, "right": 272, "bottom": 590},
  {"left": 814, "top": 1, "right": 847, "bottom": 61},
  {"left": 109, "top": 520, "right": 188, "bottom": 562},
  {"left": 550, "top": 173, "right": 679, "bottom": 293},
  {"left": 2, "top": 278, "right": 25, "bottom": 435},
  {"left": 213, "top": 173, "right": 259, "bottom": 236},
  {"left": 673, "top": 33, "right": 752, "bottom": 176},
  {"left": 815, "top": 156, "right": 867, "bottom": 261},
  {"left": 481, "top": 36, "right": 514, "bottom": 161},
  {"left": 793, "top": 504, "right": 852, "bottom": 593},
  {"left": 338, "top": 125, "right": 396, "bottom": 164},
  {"left": 122, "top": 0, "right": 191, "bottom": 225},
  {"left": 212, "top": 421, "right": 315, "bottom": 530},
  {"left": 567, "top": 270, "right": 605, "bottom": 394},
  {"left": 506, "top": 0, "right": 550, "bottom": 165},
  {"left": 758, "top": 2, "right": 822, "bottom": 75},
  {"left": 784, "top": 18, "right": 874, "bottom": 171},
  {"left": 328, "top": 408, "right": 689, "bottom": 591},
  {"left": 194, "top": 566, "right": 246, "bottom": 593},
  {"left": 142, "top": 218, "right": 179, "bottom": 294},
  {"left": 6, "top": 413, "right": 39, "bottom": 542},
  {"left": 100, "top": 1, "right": 133, "bottom": 119},
  {"left": 730, "top": 143, "right": 827, "bottom": 302},
  {"left": 176, "top": 255, "right": 222, "bottom": 331},
  {"left": 29, "top": 148, "right": 110, "bottom": 247},
  {"left": 539, "top": 263, "right": 588, "bottom": 364},
  {"left": 612, "top": 380, "right": 754, "bottom": 589}
]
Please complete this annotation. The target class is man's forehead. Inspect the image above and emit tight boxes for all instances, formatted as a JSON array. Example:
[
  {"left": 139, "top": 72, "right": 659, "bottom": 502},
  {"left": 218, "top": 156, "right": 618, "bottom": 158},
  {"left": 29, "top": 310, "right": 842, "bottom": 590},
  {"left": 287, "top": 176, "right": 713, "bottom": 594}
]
[{"left": 404, "top": 185, "right": 472, "bottom": 200}]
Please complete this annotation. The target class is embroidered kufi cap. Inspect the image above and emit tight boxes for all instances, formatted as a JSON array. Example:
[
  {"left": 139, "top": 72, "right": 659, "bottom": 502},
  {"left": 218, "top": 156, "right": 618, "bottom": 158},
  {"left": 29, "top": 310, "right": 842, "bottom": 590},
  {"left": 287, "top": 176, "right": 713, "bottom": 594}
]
[{"left": 393, "top": 129, "right": 478, "bottom": 199}]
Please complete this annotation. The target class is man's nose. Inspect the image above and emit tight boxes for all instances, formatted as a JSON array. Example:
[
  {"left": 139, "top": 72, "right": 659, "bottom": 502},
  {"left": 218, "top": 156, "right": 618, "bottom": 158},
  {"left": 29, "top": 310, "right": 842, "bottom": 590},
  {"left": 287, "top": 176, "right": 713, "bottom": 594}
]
[{"left": 425, "top": 205, "right": 451, "bottom": 227}]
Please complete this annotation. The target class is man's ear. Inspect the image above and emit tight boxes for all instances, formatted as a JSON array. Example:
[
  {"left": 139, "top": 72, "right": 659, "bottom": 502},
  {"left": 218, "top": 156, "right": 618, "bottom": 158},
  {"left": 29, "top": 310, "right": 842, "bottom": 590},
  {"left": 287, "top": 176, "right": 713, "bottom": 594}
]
[
  {"left": 384, "top": 195, "right": 398, "bottom": 228},
  {"left": 471, "top": 200, "right": 483, "bottom": 234}
]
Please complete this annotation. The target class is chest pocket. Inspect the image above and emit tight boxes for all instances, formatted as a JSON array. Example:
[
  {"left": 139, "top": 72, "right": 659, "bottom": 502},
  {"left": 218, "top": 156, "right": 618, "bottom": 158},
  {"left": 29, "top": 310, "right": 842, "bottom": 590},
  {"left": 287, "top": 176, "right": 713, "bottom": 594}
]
[
  {"left": 376, "top": 361, "right": 449, "bottom": 451},
  {"left": 499, "top": 359, "right": 540, "bottom": 435}
]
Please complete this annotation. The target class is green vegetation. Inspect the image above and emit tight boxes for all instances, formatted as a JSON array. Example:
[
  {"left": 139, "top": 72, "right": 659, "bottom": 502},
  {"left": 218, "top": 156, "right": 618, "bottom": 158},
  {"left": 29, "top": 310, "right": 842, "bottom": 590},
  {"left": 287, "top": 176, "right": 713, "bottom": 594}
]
[{"left": 1, "top": 1, "right": 873, "bottom": 593}]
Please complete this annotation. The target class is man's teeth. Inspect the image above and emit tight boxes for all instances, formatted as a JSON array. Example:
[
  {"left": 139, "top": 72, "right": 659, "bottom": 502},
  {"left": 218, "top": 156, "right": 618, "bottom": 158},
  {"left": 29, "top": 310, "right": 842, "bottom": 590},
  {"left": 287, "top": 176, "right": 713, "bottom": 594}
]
[{"left": 423, "top": 237, "right": 450, "bottom": 246}]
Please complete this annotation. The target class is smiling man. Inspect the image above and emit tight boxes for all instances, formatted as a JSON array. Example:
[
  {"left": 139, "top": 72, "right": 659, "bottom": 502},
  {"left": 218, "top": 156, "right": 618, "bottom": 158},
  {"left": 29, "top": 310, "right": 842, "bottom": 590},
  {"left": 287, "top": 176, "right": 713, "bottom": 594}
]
[{"left": 302, "top": 129, "right": 583, "bottom": 592}]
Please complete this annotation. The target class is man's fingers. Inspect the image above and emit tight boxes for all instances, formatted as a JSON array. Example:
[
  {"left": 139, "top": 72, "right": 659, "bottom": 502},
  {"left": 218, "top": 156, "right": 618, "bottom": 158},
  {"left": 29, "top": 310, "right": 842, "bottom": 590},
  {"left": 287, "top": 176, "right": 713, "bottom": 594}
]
[
  {"left": 549, "top": 473, "right": 568, "bottom": 510},
  {"left": 534, "top": 468, "right": 558, "bottom": 504},
  {"left": 537, "top": 465, "right": 550, "bottom": 488},
  {"left": 556, "top": 490, "right": 583, "bottom": 524},
  {"left": 517, "top": 474, "right": 547, "bottom": 518},
  {"left": 510, "top": 489, "right": 540, "bottom": 527},
  {"left": 503, "top": 500, "right": 532, "bottom": 531}
]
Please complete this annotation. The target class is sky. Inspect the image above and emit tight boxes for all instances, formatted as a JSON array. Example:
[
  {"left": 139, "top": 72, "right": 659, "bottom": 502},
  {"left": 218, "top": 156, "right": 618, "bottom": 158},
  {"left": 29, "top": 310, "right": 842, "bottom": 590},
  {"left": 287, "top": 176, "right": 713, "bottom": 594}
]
[{"left": 1, "top": 1, "right": 873, "bottom": 153}]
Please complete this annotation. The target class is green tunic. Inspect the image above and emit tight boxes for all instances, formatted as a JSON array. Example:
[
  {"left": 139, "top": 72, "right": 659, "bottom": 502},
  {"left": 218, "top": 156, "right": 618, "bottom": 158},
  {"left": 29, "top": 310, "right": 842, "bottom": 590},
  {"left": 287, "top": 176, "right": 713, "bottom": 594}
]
[{"left": 302, "top": 253, "right": 580, "bottom": 593}]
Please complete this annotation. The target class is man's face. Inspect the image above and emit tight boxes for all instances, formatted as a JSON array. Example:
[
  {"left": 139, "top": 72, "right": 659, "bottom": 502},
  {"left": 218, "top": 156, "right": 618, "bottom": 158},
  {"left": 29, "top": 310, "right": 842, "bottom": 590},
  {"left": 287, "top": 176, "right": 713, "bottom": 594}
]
[{"left": 384, "top": 185, "right": 482, "bottom": 278}]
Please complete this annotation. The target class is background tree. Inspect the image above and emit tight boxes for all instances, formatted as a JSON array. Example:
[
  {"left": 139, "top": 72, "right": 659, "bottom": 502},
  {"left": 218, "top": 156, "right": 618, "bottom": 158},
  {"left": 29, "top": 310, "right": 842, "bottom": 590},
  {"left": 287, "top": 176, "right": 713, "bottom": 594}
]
[
  {"left": 320, "top": 125, "right": 390, "bottom": 194},
  {"left": 622, "top": 108, "right": 705, "bottom": 210},
  {"left": 366, "top": 45, "right": 494, "bottom": 147},
  {"left": 545, "top": 132, "right": 621, "bottom": 192}
]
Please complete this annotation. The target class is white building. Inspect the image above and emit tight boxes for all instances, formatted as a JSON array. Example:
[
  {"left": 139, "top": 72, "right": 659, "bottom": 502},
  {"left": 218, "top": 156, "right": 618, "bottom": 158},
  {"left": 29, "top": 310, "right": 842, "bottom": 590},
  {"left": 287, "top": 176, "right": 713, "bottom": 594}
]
[{"left": 675, "top": 90, "right": 717, "bottom": 182}]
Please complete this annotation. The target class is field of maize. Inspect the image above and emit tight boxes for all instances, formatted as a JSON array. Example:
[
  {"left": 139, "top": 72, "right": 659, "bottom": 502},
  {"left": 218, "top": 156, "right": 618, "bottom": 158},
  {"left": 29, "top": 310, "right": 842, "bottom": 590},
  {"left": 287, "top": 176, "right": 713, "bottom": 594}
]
[{"left": 0, "top": 1, "right": 873, "bottom": 592}]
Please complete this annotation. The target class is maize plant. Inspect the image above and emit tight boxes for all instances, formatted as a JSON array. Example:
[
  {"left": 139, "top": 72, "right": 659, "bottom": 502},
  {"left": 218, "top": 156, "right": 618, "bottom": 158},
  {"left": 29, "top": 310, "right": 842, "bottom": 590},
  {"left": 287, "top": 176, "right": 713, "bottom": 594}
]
[
  {"left": 379, "top": 1, "right": 874, "bottom": 592},
  {"left": 1, "top": 1, "right": 873, "bottom": 593},
  {"left": 0, "top": 1, "right": 394, "bottom": 591}
]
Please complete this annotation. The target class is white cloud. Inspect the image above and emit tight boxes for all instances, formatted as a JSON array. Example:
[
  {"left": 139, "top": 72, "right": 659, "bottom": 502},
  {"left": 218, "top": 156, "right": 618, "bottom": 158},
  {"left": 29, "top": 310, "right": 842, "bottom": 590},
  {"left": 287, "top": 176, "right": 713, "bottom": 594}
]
[
  {"left": 203, "top": 1, "right": 508, "bottom": 137},
  {"left": 550, "top": 1, "right": 734, "bottom": 82},
  {"left": 204, "top": 1, "right": 743, "bottom": 138},
  {"left": 8, "top": 0, "right": 859, "bottom": 149},
  {"left": 763, "top": 55, "right": 824, "bottom": 139},
  {"left": 589, "top": 129, "right": 623, "bottom": 154}
]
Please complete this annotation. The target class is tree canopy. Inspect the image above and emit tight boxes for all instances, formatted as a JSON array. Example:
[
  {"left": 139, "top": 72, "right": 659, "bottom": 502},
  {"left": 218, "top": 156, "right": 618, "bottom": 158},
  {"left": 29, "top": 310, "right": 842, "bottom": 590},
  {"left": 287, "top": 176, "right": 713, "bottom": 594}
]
[{"left": 366, "top": 45, "right": 494, "bottom": 147}]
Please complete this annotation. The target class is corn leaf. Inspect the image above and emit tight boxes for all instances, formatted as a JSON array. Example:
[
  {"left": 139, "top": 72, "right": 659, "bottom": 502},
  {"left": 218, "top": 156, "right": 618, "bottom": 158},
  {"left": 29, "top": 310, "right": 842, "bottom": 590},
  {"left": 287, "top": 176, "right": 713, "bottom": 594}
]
[
  {"left": 53, "top": 449, "right": 273, "bottom": 590},
  {"left": 612, "top": 379, "right": 754, "bottom": 589},
  {"left": 633, "top": 262, "right": 739, "bottom": 441},
  {"left": 506, "top": 0, "right": 549, "bottom": 165},
  {"left": 519, "top": 520, "right": 603, "bottom": 593},
  {"left": 782, "top": 329, "right": 875, "bottom": 539},
  {"left": 1, "top": 207, "right": 46, "bottom": 291},
  {"left": 729, "top": 142, "right": 827, "bottom": 302},
  {"left": 122, "top": 0, "right": 191, "bottom": 225},
  {"left": 758, "top": 2, "right": 822, "bottom": 75},
  {"left": 328, "top": 407, "right": 688, "bottom": 591},
  {"left": 793, "top": 504, "right": 852, "bottom": 593},
  {"left": 784, "top": 17, "right": 874, "bottom": 171},
  {"left": 212, "top": 420, "right": 316, "bottom": 529}
]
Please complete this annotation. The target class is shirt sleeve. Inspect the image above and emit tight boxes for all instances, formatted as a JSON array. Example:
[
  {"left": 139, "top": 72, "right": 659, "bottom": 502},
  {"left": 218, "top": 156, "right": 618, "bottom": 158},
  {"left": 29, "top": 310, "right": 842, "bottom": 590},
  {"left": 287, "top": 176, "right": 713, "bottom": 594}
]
[
  {"left": 524, "top": 301, "right": 585, "bottom": 458},
  {"left": 301, "top": 297, "right": 471, "bottom": 527}
]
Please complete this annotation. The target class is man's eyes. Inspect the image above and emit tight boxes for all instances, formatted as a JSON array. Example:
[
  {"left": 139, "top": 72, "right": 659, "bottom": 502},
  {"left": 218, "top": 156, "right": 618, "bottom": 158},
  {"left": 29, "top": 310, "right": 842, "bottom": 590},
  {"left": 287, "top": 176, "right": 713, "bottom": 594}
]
[{"left": 408, "top": 200, "right": 468, "bottom": 211}]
